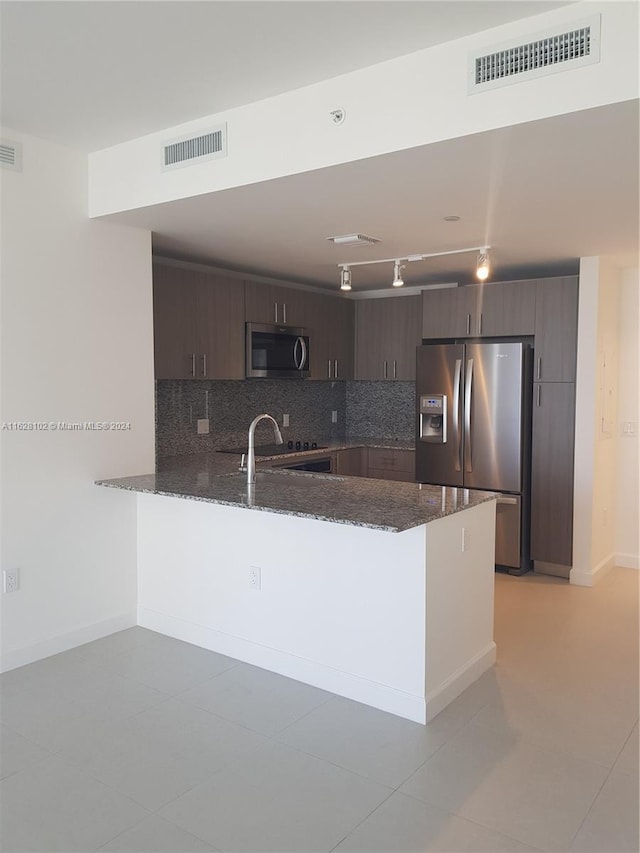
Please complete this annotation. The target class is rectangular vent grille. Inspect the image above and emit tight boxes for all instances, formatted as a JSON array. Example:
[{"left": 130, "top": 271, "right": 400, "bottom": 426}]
[
  {"left": 476, "top": 27, "right": 591, "bottom": 84},
  {"left": 162, "top": 125, "right": 227, "bottom": 171},
  {"left": 0, "top": 139, "right": 22, "bottom": 171},
  {"left": 326, "top": 233, "right": 381, "bottom": 247},
  {"left": 469, "top": 15, "right": 600, "bottom": 93}
]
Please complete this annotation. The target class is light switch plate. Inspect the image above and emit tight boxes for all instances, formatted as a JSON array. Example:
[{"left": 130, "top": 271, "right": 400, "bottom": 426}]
[
  {"left": 197, "top": 418, "right": 210, "bottom": 435},
  {"left": 283, "top": 414, "right": 290, "bottom": 427},
  {"left": 332, "top": 410, "right": 338, "bottom": 423}
]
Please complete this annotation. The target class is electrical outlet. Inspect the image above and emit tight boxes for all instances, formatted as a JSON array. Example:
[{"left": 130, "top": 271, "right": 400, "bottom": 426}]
[
  {"left": 331, "top": 410, "right": 338, "bottom": 423},
  {"left": 282, "top": 414, "right": 290, "bottom": 427},
  {"left": 3, "top": 568, "right": 19, "bottom": 593},
  {"left": 249, "top": 565, "right": 261, "bottom": 590},
  {"left": 197, "top": 418, "right": 209, "bottom": 435}
]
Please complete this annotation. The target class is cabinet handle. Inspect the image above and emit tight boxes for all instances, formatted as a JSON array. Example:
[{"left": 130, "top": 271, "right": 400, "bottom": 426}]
[
  {"left": 478, "top": 313, "right": 483, "bottom": 335},
  {"left": 393, "top": 360, "right": 397, "bottom": 379},
  {"left": 383, "top": 360, "right": 388, "bottom": 379},
  {"left": 466, "top": 314, "right": 471, "bottom": 335},
  {"left": 282, "top": 303, "right": 287, "bottom": 324},
  {"left": 190, "top": 353, "right": 196, "bottom": 377},
  {"left": 334, "top": 360, "right": 339, "bottom": 379},
  {"left": 536, "top": 385, "right": 541, "bottom": 407},
  {"left": 202, "top": 353, "right": 207, "bottom": 377},
  {"left": 274, "top": 302, "right": 278, "bottom": 323},
  {"left": 536, "top": 357, "right": 542, "bottom": 380},
  {"left": 328, "top": 359, "right": 332, "bottom": 379}
]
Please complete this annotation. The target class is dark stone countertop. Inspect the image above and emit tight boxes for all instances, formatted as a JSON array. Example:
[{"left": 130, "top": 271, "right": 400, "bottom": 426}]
[{"left": 96, "top": 441, "right": 496, "bottom": 533}]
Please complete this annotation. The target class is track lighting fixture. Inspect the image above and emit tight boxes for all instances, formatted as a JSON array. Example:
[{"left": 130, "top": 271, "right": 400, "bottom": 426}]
[
  {"left": 340, "top": 266, "right": 352, "bottom": 291},
  {"left": 476, "top": 249, "right": 490, "bottom": 281},
  {"left": 335, "top": 245, "right": 491, "bottom": 291}
]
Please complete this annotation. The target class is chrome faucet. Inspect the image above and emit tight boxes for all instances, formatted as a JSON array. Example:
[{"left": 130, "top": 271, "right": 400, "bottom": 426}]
[{"left": 246, "top": 414, "right": 283, "bottom": 485}]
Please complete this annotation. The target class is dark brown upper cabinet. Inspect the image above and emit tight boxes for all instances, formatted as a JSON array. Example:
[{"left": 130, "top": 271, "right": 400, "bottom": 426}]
[
  {"left": 422, "top": 279, "right": 536, "bottom": 340},
  {"left": 534, "top": 276, "right": 579, "bottom": 382},
  {"left": 355, "top": 295, "right": 421, "bottom": 380},
  {"left": 153, "top": 264, "right": 244, "bottom": 380}
]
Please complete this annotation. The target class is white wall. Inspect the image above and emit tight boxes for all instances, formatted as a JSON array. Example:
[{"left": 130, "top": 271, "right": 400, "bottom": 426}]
[
  {"left": 572, "top": 256, "right": 637, "bottom": 585},
  {"left": 572, "top": 259, "right": 599, "bottom": 584},
  {"left": 0, "top": 130, "right": 155, "bottom": 671},
  {"left": 615, "top": 268, "right": 639, "bottom": 568},
  {"left": 88, "top": 1, "right": 638, "bottom": 216},
  {"left": 590, "top": 259, "right": 621, "bottom": 571}
]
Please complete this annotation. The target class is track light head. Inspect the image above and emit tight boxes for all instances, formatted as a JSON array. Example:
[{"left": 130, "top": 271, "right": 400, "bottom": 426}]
[
  {"left": 392, "top": 260, "right": 405, "bottom": 288},
  {"left": 476, "top": 249, "right": 490, "bottom": 281},
  {"left": 340, "top": 266, "right": 352, "bottom": 291}
]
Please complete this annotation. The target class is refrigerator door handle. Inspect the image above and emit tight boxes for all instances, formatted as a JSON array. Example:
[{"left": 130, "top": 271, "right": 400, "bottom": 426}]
[
  {"left": 464, "top": 358, "right": 474, "bottom": 472},
  {"left": 453, "top": 358, "right": 462, "bottom": 471}
]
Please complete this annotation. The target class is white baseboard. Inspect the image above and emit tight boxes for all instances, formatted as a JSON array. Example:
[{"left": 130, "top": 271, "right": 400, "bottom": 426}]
[
  {"left": 139, "top": 607, "right": 428, "bottom": 724},
  {"left": 570, "top": 552, "right": 616, "bottom": 587},
  {"left": 425, "top": 642, "right": 497, "bottom": 722},
  {"left": 615, "top": 553, "right": 640, "bottom": 570},
  {"left": 138, "top": 607, "right": 496, "bottom": 726},
  {"left": 0, "top": 612, "right": 137, "bottom": 673}
]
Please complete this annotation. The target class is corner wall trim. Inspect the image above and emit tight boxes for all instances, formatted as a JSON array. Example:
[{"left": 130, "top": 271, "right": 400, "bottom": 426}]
[
  {"left": 615, "top": 553, "right": 640, "bottom": 570},
  {"left": 0, "top": 612, "right": 137, "bottom": 673},
  {"left": 425, "top": 642, "right": 496, "bottom": 722},
  {"left": 570, "top": 552, "right": 616, "bottom": 586}
]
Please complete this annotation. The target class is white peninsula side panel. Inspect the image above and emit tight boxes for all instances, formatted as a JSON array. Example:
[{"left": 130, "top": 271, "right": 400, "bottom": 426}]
[{"left": 136, "top": 493, "right": 495, "bottom": 723}]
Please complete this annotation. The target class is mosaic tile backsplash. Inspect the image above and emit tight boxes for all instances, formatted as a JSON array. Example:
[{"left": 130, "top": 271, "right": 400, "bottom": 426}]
[
  {"left": 156, "top": 380, "right": 415, "bottom": 458},
  {"left": 345, "top": 381, "right": 415, "bottom": 442}
]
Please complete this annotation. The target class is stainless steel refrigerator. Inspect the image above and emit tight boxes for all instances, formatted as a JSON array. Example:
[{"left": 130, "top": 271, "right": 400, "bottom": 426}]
[{"left": 416, "top": 341, "right": 532, "bottom": 573}]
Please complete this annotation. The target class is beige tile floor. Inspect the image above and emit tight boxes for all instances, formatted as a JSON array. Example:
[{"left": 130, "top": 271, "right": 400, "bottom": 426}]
[{"left": 1, "top": 567, "right": 638, "bottom": 852}]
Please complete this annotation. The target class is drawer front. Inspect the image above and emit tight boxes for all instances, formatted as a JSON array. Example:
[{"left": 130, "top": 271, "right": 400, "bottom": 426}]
[
  {"left": 367, "top": 448, "right": 414, "bottom": 473},
  {"left": 368, "top": 467, "right": 415, "bottom": 483}
]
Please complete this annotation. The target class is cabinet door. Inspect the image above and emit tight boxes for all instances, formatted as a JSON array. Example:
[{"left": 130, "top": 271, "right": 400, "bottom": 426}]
[
  {"left": 356, "top": 297, "right": 420, "bottom": 380},
  {"left": 355, "top": 299, "right": 390, "bottom": 379},
  {"left": 367, "top": 448, "right": 415, "bottom": 476},
  {"left": 304, "top": 293, "right": 332, "bottom": 380},
  {"left": 153, "top": 265, "right": 198, "bottom": 379},
  {"left": 390, "top": 295, "right": 421, "bottom": 380},
  {"left": 330, "top": 298, "right": 354, "bottom": 380},
  {"left": 477, "top": 280, "right": 537, "bottom": 337},
  {"left": 245, "top": 280, "right": 308, "bottom": 326},
  {"left": 531, "top": 382, "right": 576, "bottom": 568},
  {"left": 535, "top": 277, "right": 579, "bottom": 381},
  {"left": 305, "top": 295, "right": 354, "bottom": 381},
  {"left": 422, "top": 287, "right": 476, "bottom": 339},
  {"left": 196, "top": 273, "right": 245, "bottom": 379},
  {"left": 335, "top": 447, "right": 367, "bottom": 476}
]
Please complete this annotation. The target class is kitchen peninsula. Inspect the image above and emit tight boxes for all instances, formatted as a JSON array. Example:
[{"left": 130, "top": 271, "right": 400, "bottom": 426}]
[{"left": 97, "top": 448, "right": 497, "bottom": 724}]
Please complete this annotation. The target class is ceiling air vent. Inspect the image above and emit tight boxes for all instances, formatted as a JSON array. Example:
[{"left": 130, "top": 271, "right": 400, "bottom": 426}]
[
  {"left": 469, "top": 14, "right": 600, "bottom": 93},
  {"left": 0, "top": 139, "right": 22, "bottom": 171},
  {"left": 162, "top": 124, "right": 227, "bottom": 171},
  {"left": 326, "top": 234, "right": 381, "bottom": 248}
]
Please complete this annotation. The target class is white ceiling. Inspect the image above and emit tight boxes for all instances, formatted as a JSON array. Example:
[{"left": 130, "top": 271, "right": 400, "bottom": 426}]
[
  {"left": 2, "top": 1, "right": 638, "bottom": 291},
  {"left": 1, "top": 0, "right": 571, "bottom": 151},
  {"left": 126, "top": 99, "right": 639, "bottom": 289}
]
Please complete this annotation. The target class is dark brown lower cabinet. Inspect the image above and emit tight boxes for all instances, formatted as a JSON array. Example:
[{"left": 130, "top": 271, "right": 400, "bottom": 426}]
[
  {"left": 530, "top": 382, "right": 576, "bottom": 576},
  {"left": 334, "top": 448, "right": 368, "bottom": 477},
  {"left": 334, "top": 447, "right": 415, "bottom": 481}
]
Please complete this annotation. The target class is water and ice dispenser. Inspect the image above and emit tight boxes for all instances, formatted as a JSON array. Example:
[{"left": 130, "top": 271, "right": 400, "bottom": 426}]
[{"left": 419, "top": 394, "right": 447, "bottom": 443}]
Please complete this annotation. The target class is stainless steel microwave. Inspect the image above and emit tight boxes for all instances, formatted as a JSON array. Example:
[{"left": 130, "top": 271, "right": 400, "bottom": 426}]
[{"left": 245, "top": 323, "right": 310, "bottom": 378}]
